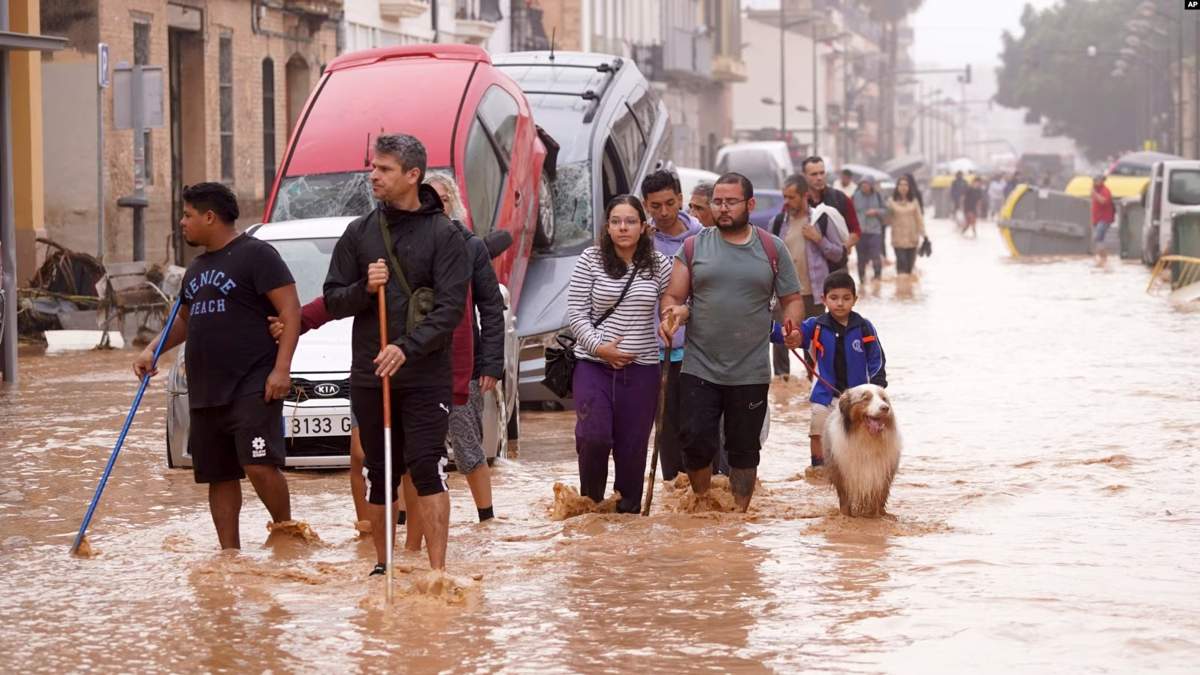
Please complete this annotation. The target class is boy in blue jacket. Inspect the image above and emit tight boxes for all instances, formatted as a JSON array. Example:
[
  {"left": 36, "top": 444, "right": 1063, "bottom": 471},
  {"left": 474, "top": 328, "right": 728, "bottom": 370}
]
[{"left": 798, "top": 271, "right": 887, "bottom": 467}]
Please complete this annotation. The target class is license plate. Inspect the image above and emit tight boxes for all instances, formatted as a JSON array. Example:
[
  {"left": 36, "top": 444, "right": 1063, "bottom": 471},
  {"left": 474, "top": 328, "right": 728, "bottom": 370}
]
[{"left": 286, "top": 414, "right": 351, "bottom": 438}]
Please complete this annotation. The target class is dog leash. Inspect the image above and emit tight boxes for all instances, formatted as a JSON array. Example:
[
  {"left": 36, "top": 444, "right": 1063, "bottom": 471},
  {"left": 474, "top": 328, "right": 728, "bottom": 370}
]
[{"left": 783, "top": 319, "right": 843, "bottom": 398}]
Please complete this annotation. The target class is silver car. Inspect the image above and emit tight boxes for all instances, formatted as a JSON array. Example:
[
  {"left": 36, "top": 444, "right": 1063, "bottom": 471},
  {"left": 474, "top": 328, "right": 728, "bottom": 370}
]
[{"left": 165, "top": 217, "right": 519, "bottom": 469}]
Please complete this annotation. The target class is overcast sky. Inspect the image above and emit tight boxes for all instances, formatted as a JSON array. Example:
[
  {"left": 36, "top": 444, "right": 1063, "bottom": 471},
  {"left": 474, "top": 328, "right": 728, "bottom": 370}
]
[{"left": 908, "top": 0, "right": 1060, "bottom": 67}]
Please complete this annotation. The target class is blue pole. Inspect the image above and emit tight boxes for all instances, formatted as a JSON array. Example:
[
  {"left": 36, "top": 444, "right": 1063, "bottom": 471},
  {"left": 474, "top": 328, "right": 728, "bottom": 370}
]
[{"left": 71, "top": 297, "right": 183, "bottom": 554}]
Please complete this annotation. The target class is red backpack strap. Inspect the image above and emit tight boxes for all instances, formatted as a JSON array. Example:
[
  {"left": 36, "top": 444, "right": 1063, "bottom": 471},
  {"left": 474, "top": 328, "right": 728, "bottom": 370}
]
[{"left": 757, "top": 228, "right": 780, "bottom": 282}]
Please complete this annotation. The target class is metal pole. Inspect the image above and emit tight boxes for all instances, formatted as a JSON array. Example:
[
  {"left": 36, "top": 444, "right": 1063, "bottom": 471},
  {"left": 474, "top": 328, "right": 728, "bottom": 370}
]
[
  {"left": 131, "top": 65, "right": 145, "bottom": 261},
  {"left": 1, "top": 0, "right": 17, "bottom": 384},
  {"left": 779, "top": 3, "right": 785, "bottom": 145},
  {"left": 1195, "top": 12, "right": 1199, "bottom": 158},
  {"left": 97, "top": 47, "right": 106, "bottom": 261},
  {"left": 812, "top": 25, "right": 819, "bottom": 155}
]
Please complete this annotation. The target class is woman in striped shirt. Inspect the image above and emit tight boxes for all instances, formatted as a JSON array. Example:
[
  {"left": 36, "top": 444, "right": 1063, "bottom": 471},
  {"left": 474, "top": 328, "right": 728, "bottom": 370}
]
[{"left": 567, "top": 195, "right": 673, "bottom": 513}]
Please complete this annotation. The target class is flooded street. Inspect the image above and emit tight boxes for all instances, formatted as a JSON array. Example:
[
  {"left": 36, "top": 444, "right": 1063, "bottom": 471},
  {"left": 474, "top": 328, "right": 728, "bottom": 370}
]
[{"left": 2, "top": 218, "right": 1198, "bottom": 673}]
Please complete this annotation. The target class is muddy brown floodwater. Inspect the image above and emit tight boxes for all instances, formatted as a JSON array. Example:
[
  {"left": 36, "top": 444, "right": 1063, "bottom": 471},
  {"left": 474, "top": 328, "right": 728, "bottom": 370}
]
[{"left": 2, "top": 218, "right": 1199, "bottom": 673}]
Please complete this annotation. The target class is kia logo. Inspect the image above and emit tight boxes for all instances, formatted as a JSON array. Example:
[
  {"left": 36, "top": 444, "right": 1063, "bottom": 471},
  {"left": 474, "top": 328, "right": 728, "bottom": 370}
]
[{"left": 314, "top": 383, "right": 340, "bottom": 397}]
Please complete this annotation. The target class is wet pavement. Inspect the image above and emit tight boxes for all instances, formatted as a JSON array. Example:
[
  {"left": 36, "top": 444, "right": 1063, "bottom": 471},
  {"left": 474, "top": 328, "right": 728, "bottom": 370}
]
[{"left": 2, "top": 218, "right": 1198, "bottom": 673}]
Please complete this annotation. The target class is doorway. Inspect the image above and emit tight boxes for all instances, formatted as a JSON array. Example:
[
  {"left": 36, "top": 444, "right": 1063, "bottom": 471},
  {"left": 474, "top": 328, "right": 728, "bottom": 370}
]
[
  {"left": 285, "top": 54, "right": 310, "bottom": 138},
  {"left": 168, "top": 20, "right": 205, "bottom": 265}
]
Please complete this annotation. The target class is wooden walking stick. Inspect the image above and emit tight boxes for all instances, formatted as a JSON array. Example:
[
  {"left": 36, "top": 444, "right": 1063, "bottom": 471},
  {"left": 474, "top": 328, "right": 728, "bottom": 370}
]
[
  {"left": 643, "top": 314, "right": 679, "bottom": 516},
  {"left": 378, "top": 286, "right": 394, "bottom": 603}
]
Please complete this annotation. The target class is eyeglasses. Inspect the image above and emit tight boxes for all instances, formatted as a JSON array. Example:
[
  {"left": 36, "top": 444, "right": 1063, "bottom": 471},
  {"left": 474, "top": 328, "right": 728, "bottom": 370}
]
[
  {"left": 710, "top": 198, "right": 747, "bottom": 210},
  {"left": 607, "top": 217, "right": 642, "bottom": 228}
]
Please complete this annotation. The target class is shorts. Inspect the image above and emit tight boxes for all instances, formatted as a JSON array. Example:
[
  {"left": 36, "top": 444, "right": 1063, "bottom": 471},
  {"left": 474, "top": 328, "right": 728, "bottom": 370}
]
[
  {"left": 351, "top": 383, "right": 450, "bottom": 503},
  {"left": 1094, "top": 220, "right": 1112, "bottom": 244},
  {"left": 188, "top": 396, "right": 286, "bottom": 483},
  {"left": 447, "top": 380, "right": 486, "bottom": 475},
  {"left": 678, "top": 373, "right": 770, "bottom": 471},
  {"left": 809, "top": 402, "right": 832, "bottom": 437}
]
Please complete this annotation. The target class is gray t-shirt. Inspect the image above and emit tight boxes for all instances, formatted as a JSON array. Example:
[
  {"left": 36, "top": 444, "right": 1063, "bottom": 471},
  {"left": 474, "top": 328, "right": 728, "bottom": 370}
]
[{"left": 675, "top": 226, "right": 801, "bottom": 385}]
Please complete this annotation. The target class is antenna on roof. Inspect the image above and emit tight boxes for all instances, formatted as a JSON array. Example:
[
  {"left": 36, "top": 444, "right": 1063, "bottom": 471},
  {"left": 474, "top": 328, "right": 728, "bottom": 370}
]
[{"left": 549, "top": 27, "right": 556, "bottom": 62}]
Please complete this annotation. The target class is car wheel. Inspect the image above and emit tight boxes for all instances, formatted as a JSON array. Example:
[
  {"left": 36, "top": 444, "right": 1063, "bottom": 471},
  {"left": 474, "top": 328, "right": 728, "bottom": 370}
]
[
  {"left": 533, "top": 172, "right": 555, "bottom": 249},
  {"left": 165, "top": 426, "right": 176, "bottom": 469}
]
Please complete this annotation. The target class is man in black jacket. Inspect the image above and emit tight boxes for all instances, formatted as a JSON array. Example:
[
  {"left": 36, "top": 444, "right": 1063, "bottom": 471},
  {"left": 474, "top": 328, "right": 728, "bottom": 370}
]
[
  {"left": 801, "top": 156, "right": 861, "bottom": 253},
  {"left": 324, "top": 134, "right": 467, "bottom": 574}
]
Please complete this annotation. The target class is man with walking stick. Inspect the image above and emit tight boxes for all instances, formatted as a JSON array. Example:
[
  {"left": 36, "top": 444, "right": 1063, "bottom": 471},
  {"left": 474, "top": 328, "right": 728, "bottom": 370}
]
[
  {"left": 324, "top": 134, "right": 467, "bottom": 576},
  {"left": 132, "top": 182, "right": 301, "bottom": 550}
]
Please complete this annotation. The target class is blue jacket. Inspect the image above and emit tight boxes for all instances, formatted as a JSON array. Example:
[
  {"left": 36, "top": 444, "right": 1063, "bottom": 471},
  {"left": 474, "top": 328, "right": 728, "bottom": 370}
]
[{"left": 799, "top": 311, "right": 887, "bottom": 406}]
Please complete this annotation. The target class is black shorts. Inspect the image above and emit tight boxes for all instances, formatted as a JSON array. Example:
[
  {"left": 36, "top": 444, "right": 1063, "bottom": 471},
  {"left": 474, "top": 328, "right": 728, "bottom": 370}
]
[
  {"left": 351, "top": 383, "right": 450, "bottom": 503},
  {"left": 678, "top": 373, "right": 769, "bottom": 471},
  {"left": 188, "top": 396, "right": 286, "bottom": 483}
]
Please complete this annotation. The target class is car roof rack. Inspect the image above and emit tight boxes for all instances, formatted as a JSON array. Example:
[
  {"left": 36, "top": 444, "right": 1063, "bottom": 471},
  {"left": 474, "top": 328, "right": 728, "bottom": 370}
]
[{"left": 497, "top": 58, "right": 622, "bottom": 124}]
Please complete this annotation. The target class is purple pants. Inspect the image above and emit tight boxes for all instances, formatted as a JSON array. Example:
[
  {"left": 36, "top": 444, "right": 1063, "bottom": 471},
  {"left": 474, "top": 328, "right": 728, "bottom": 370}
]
[{"left": 573, "top": 359, "right": 660, "bottom": 513}]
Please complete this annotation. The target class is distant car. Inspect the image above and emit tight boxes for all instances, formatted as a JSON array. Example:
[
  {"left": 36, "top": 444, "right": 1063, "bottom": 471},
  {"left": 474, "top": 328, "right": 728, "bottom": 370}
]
[
  {"left": 494, "top": 51, "right": 671, "bottom": 406},
  {"left": 676, "top": 167, "right": 719, "bottom": 200},
  {"left": 1108, "top": 151, "right": 1182, "bottom": 178},
  {"left": 165, "top": 217, "right": 518, "bottom": 469},
  {"left": 749, "top": 189, "right": 785, "bottom": 231},
  {"left": 715, "top": 141, "right": 793, "bottom": 191}
]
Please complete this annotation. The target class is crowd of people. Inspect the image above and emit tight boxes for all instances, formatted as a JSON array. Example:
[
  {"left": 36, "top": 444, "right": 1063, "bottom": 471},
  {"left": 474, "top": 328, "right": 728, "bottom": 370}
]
[{"left": 134, "top": 133, "right": 925, "bottom": 580}]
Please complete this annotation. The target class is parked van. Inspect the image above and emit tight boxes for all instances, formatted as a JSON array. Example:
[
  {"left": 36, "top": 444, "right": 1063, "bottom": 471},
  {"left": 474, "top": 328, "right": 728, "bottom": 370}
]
[
  {"left": 715, "top": 142, "right": 794, "bottom": 191},
  {"left": 1141, "top": 160, "right": 1200, "bottom": 265},
  {"left": 261, "top": 43, "right": 548, "bottom": 428},
  {"left": 494, "top": 51, "right": 670, "bottom": 405}
]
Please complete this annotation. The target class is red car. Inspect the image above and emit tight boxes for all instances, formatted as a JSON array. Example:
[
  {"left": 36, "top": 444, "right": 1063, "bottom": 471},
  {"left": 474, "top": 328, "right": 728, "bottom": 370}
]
[{"left": 263, "top": 43, "right": 552, "bottom": 311}]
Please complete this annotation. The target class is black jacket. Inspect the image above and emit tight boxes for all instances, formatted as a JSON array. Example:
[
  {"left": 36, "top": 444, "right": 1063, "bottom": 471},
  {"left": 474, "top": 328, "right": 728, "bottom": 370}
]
[
  {"left": 324, "top": 185, "right": 468, "bottom": 388},
  {"left": 453, "top": 221, "right": 506, "bottom": 381}
]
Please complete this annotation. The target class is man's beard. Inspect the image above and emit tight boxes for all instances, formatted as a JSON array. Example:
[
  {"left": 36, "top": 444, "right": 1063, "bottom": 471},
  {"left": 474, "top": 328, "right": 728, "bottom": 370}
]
[{"left": 716, "top": 210, "right": 750, "bottom": 232}]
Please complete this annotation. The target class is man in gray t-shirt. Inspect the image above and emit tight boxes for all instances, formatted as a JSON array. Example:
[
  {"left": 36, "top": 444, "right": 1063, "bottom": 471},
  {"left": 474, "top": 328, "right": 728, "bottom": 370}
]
[{"left": 660, "top": 173, "right": 806, "bottom": 512}]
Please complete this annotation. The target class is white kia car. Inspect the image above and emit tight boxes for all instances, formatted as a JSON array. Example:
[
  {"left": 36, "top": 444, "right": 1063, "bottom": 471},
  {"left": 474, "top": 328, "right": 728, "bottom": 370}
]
[{"left": 165, "top": 217, "right": 518, "bottom": 470}]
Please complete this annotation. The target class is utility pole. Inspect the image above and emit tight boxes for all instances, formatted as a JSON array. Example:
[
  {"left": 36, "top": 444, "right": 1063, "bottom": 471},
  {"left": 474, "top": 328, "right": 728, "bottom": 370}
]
[{"left": 779, "top": 3, "right": 786, "bottom": 146}]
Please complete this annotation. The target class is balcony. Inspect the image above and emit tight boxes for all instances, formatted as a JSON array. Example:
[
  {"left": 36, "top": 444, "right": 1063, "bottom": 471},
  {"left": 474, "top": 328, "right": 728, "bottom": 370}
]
[
  {"left": 711, "top": 53, "right": 747, "bottom": 82},
  {"left": 379, "top": 0, "right": 429, "bottom": 21},
  {"left": 284, "top": 0, "right": 343, "bottom": 19},
  {"left": 455, "top": 0, "right": 502, "bottom": 44}
]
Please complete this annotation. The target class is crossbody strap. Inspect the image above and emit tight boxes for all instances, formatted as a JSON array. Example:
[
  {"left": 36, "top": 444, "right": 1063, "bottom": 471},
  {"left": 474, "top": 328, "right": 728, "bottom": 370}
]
[
  {"left": 592, "top": 261, "right": 640, "bottom": 328},
  {"left": 377, "top": 210, "right": 413, "bottom": 298}
]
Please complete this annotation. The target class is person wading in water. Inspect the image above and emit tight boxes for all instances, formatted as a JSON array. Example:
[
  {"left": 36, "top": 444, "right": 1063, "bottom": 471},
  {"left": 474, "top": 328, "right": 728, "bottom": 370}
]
[{"left": 660, "top": 173, "right": 805, "bottom": 512}]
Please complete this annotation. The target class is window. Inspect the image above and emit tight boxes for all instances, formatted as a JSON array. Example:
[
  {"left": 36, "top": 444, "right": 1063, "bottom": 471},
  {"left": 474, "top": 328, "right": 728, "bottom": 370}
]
[
  {"left": 476, "top": 86, "right": 519, "bottom": 159},
  {"left": 262, "top": 58, "right": 276, "bottom": 193},
  {"left": 219, "top": 35, "right": 234, "bottom": 183},
  {"left": 133, "top": 20, "right": 153, "bottom": 184},
  {"left": 1168, "top": 170, "right": 1200, "bottom": 206},
  {"left": 463, "top": 118, "right": 505, "bottom": 236},
  {"left": 610, "top": 107, "right": 644, "bottom": 184}
]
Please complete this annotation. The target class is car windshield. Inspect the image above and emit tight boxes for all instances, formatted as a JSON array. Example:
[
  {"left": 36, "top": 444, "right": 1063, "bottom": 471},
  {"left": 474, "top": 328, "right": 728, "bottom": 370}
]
[
  {"left": 268, "top": 238, "right": 337, "bottom": 304},
  {"left": 1167, "top": 170, "right": 1200, "bottom": 206},
  {"left": 547, "top": 160, "right": 595, "bottom": 257},
  {"left": 1111, "top": 162, "right": 1151, "bottom": 177},
  {"left": 270, "top": 168, "right": 453, "bottom": 222}
]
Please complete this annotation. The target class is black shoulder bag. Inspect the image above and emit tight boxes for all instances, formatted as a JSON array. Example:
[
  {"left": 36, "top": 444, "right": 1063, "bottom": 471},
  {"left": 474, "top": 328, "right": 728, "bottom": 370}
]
[
  {"left": 541, "top": 261, "right": 641, "bottom": 399},
  {"left": 378, "top": 211, "right": 436, "bottom": 334}
]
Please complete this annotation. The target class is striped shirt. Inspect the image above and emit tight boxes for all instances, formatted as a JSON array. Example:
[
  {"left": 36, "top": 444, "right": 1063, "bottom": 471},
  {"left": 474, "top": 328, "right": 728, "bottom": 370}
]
[{"left": 567, "top": 247, "right": 673, "bottom": 366}]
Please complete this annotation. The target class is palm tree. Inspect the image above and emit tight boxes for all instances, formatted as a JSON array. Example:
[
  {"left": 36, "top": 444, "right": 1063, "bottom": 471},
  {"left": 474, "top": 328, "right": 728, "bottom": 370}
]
[{"left": 863, "top": 0, "right": 925, "bottom": 162}]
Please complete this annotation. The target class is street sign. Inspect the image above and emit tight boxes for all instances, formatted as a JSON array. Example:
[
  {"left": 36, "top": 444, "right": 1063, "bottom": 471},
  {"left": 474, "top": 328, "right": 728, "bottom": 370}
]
[
  {"left": 98, "top": 43, "right": 110, "bottom": 88},
  {"left": 113, "top": 65, "right": 164, "bottom": 129}
]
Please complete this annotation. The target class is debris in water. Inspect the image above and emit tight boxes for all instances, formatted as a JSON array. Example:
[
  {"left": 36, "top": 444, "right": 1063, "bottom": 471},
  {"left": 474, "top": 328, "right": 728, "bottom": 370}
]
[
  {"left": 549, "top": 483, "right": 620, "bottom": 520},
  {"left": 266, "top": 520, "right": 323, "bottom": 543},
  {"left": 72, "top": 536, "right": 98, "bottom": 558},
  {"left": 1082, "top": 454, "right": 1132, "bottom": 468}
]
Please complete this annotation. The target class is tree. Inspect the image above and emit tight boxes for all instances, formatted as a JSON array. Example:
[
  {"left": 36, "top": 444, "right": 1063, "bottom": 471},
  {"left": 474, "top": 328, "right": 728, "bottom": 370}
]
[
  {"left": 864, "top": 0, "right": 926, "bottom": 163},
  {"left": 995, "top": 0, "right": 1146, "bottom": 160}
]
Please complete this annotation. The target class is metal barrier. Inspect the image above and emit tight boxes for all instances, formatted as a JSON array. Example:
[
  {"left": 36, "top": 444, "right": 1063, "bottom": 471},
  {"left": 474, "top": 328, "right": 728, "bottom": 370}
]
[{"left": 1146, "top": 255, "right": 1200, "bottom": 293}]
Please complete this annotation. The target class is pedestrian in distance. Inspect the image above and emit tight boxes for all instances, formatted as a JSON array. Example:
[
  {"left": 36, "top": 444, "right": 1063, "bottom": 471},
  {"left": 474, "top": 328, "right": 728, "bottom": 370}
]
[
  {"left": 323, "top": 133, "right": 468, "bottom": 575},
  {"left": 688, "top": 181, "right": 717, "bottom": 228},
  {"left": 1091, "top": 174, "right": 1115, "bottom": 267},
  {"left": 834, "top": 168, "right": 858, "bottom": 198},
  {"left": 852, "top": 177, "right": 886, "bottom": 282},
  {"left": 660, "top": 173, "right": 806, "bottom": 513},
  {"left": 950, "top": 170, "right": 968, "bottom": 224},
  {"left": 798, "top": 271, "right": 888, "bottom": 467},
  {"left": 768, "top": 173, "right": 845, "bottom": 380},
  {"left": 133, "top": 182, "right": 301, "bottom": 550},
  {"left": 801, "top": 156, "right": 862, "bottom": 253},
  {"left": 988, "top": 174, "right": 1007, "bottom": 220},
  {"left": 567, "top": 195, "right": 674, "bottom": 514},
  {"left": 962, "top": 177, "right": 984, "bottom": 238},
  {"left": 887, "top": 175, "right": 926, "bottom": 278},
  {"left": 641, "top": 170, "right": 705, "bottom": 483}
]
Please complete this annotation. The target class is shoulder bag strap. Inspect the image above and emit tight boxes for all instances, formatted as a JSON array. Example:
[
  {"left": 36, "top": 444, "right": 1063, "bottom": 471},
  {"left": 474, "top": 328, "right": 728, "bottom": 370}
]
[
  {"left": 377, "top": 210, "right": 413, "bottom": 298},
  {"left": 592, "top": 261, "right": 640, "bottom": 328}
]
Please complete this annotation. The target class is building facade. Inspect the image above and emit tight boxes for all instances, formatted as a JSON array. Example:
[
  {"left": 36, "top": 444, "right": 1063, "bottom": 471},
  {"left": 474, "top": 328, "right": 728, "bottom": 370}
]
[
  {"left": 342, "top": 0, "right": 509, "bottom": 54},
  {"left": 41, "top": 0, "right": 341, "bottom": 266}
]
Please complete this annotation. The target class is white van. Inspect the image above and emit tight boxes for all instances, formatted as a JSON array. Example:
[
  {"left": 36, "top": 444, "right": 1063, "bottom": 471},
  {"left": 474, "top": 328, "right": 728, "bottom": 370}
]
[
  {"left": 714, "top": 142, "right": 794, "bottom": 191},
  {"left": 1141, "top": 160, "right": 1200, "bottom": 264}
]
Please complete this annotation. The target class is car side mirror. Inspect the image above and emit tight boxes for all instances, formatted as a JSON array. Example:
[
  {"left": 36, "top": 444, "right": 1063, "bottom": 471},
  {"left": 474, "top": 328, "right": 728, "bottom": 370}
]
[{"left": 484, "top": 230, "right": 513, "bottom": 259}]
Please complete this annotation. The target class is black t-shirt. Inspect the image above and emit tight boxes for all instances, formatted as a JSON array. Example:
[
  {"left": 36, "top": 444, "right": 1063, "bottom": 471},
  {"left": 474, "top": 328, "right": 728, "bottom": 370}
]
[
  {"left": 964, "top": 186, "right": 983, "bottom": 211},
  {"left": 181, "top": 234, "right": 295, "bottom": 408}
]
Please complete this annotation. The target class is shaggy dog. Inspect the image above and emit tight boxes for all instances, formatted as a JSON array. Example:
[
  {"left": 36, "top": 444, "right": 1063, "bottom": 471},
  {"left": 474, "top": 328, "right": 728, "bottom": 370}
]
[{"left": 822, "top": 385, "right": 901, "bottom": 517}]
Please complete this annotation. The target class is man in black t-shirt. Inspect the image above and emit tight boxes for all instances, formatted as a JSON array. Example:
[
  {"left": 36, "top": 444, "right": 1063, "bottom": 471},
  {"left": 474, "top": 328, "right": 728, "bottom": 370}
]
[{"left": 134, "top": 182, "right": 301, "bottom": 550}]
